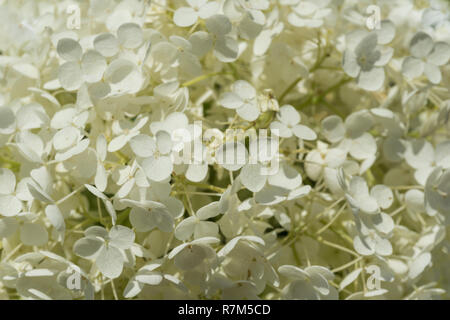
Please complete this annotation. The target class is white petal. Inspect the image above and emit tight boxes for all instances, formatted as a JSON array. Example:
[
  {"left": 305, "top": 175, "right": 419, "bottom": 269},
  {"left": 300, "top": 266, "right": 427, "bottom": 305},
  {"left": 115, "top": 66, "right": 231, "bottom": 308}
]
[
  {"left": 73, "top": 237, "right": 104, "bottom": 258},
  {"left": 278, "top": 105, "right": 300, "bottom": 126},
  {"left": 322, "top": 115, "right": 345, "bottom": 143},
  {"left": 232, "top": 80, "right": 256, "bottom": 100},
  {"left": 156, "top": 131, "right": 173, "bottom": 155},
  {"left": 185, "top": 163, "right": 208, "bottom": 182},
  {"left": 270, "top": 121, "right": 292, "bottom": 138},
  {"left": 424, "top": 62, "right": 441, "bottom": 84},
  {"left": 410, "top": 32, "right": 433, "bottom": 58},
  {"left": 375, "top": 237, "right": 392, "bottom": 256},
  {"left": 409, "top": 252, "right": 431, "bottom": 279},
  {"left": 95, "top": 164, "right": 108, "bottom": 192},
  {"left": 404, "top": 139, "right": 434, "bottom": 169},
  {"left": 198, "top": 1, "right": 219, "bottom": 19},
  {"left": 129, "top": 134, "right": 156, "bottom": 158},
  {"left": 427, "top": 42, "right": 450, "bottom": 66},
  {"left": 278, "top": 265, "right": 308, "bottom": 280},
  {"left": 53, "top": 126, "right": 79, "bottom": 151},
  {"left": 85, "top": 225, "right": 108, "bottom": 238},
  {"left": 292, "top": 124, "right": 317, "bottom": 140},
  {"left": 0, "top": 217, "right": 18, "bottom": 238},
  {"left": 0, "top": 168, "right": 16, "bottom": 195},
  {"left": 45, "top": 205, "right": 65, "bottom": 232},
  {"left": 123, "top": 279, "right": 143, "bottom": 299},
  {"left": 81, "top": 50, "right": 107, "bottom": 83},
  {"left": 345, "top": 110, "right": 374, "bottom": 138},
  {"left": 206, "top": 14, "right": 232, "bottom": 35},
  {"left": 150, "top": 208, "right": 175, "bottom": 232},
  {"left": 135, "top": 272, "right": 163, "bottom": 286},
  {"left": 174, "top": 245, "right": 206, "bottom": 270},
  {"left": 349, "top": 133, "right": 377, "bottom": 160},
  {"left": 196, "top": 202, "right": 220, "bottom": 220},
  {"left": 339, "top": 268, "right": 363, "bottom": 290},
  {"left": 375, "top": 20, "right": 395, "bottom": 45},
  {"left": 214, "top": 35, "right": 239, "bottom": 62},
  {"left": 371, "top": 212, "right": 394, "bottom": 234},
  {"left": 194, "top": 221, "right": 219, "bottom": 239},
  {"left": 268, "top": 163, "right": 302, "bottom": 190},
  {"left": 130, "top": 207, "right": 154, "bottom": 232},
  {"left": 104, "top": 59, "right": 143, "bottom": 94},
  {"left": 108, "top": 134, "right": 130, "bottom": 152},
  {"left": 142, "top": 156, "right": 173, "bottom": 182},
  {"left": 349, "top": 176, "right": 369, "bottom": 198},
  {"left": 240, "top": 164, "right": 267, "bottom": 192},
  {"left": 237, "top": 102, "right": 260, "bottom": 121},
  {"left": 27, "top": 183, "right": 53, "bottom": 203},
  {"left": 0, "top": 107, "right": 16, "bottom": 135},
  {"left": 20, "top": 222, "right": 48, "bottom": 246},
  {"left": 96, "top": 245, "right": 124, "bottom": 279},
  {"left": 0, "top": 195, "right": 22, "bottom": 217},
  {"left": 254, "top": 185, "right": 287, "bottom": 205},
  {"left": 94, "top": 33, "right": 119, "bottom": 57},
  {"left": 173, "top": 7, "right": 198, "bottom": 27},
  {"left": 354, "top": 235, "right": 375, "bottom": 256},
  {"left": 357, "top": 67, "right": 385, "bottom": 91},
  {"left": 58, "top": 61, "right": 82, "bottom": 91},
  {"left": 109, "top": 225, "right": 135, "bottom": 249},
  {"left": 219, "top": 92, "right": 242, "bottom": 109},
  {"left": 370, "top": 185, "right": 393, "bottom": 209},
  {"left": 57, "top": 38, "right": 82, "bottom": 61},
  {"left": 117, "top": 23, "right": 143, "bottom": 49},
  {"left": 405, "top": 189, "right": 425, "bottom": 214},
  {"left": 342, "top": 51, "right": 360, "bottom": 78},
  {"left": 174, "top": 216, "right": 197, "bottom": 241},
  {"left": 402, "top": 57, "right": 424, "bottom": 79},
  {"left": 309, "top": 272, "right": 330, "bottom": 295},
  {"left": 84, "top": 184, "right": 108, "bottom": 200},
  {"left": 189, "top": 31, "right": 213, "bottom": 57},
  {"left": 215, "top": 141, "right": 248, "bottom": 171}
]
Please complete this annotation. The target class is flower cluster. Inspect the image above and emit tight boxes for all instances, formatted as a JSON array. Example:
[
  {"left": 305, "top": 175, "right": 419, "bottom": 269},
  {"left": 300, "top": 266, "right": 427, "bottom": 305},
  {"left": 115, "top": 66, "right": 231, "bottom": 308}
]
[{"left": 0, "top": 0, "right": 449, "bottom": 300}]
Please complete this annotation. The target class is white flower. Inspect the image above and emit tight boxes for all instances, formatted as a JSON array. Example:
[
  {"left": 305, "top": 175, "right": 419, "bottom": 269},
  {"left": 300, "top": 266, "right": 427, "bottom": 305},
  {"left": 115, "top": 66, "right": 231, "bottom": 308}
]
[
  {"left": 270, "top": 105, "right": 317, "bottom": 140},
  {"left": 175, "top": 202, "right": 221, "bottom": 240},
  {"left": 343, "top": 175, "right": 394, "bottom": 215},
  {"left": 73, "top": 225, "right": 135, "bottom": 279},
  {"left": 402, "top": 32, "right": 450, "bottom": 84},
  {"left": 286, "top": 0, "right": 332, "bottom": 28},
  {"left": 173, "top": 0, "right": 219, "bottom": 27},
  {"left": 278, "top": 265, "right": 336, "bottom": 300},
  {"left": 129, "top": 205, "right": 175, "bottom": 233},
  {"left": 141, "top": 130, "right": 174, "bottom": 182},
  {"left": 353, "top": 214, "right": 394, "bottom": 257},
  {"left": 205, "top": 14, "right": 239, "bottom": 62},
  {"left": 0, "top": 168, "right": 23, "bottom": 217},
  {"left": 168, "top": 237, "right": 219, "bottom": 270},
  {"left": 219, "top": 80, "right": 260, "bottom": 121},
  {"left": 321, "top": 112, "right": 377, "bottom": 173},
  {"left": 424, "top": 167, "right": 450, "bottom": 217},
  {"left": 404, "top": 139, "right": 450, "bottom": 186},
  {"left": 343, "top": 21, "right": 395, "bottom": 91},
  {"left": 56, "top": 38, "right": 107, "bottom": 91},
  {"left": 108, "top": 116, "right": 148, "bottom": 152}
]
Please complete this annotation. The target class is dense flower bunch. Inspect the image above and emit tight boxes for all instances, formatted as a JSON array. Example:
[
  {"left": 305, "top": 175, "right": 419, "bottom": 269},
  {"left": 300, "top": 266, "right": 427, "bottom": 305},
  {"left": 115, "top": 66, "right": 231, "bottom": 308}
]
[{"left": 0, "top": 0, "right": 449, "bottom": 300}]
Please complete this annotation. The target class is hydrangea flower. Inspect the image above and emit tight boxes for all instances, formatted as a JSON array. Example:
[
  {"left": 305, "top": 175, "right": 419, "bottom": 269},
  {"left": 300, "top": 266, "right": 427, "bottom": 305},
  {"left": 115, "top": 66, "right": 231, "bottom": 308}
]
[
  {"left": 343, "top": 21, "right": 396, "bottom": 91},
  {"left": 74, "top": 225, "right": 135, "bottom": 279},
  {"left": 173, "top": 0, "right": 219, "bottom": 27},
  {"left": 402, "top": 32, "right": 450, "bottom": 84},
  {"left": 278, "top": 265, "right": 337, "bottom": 300}
]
